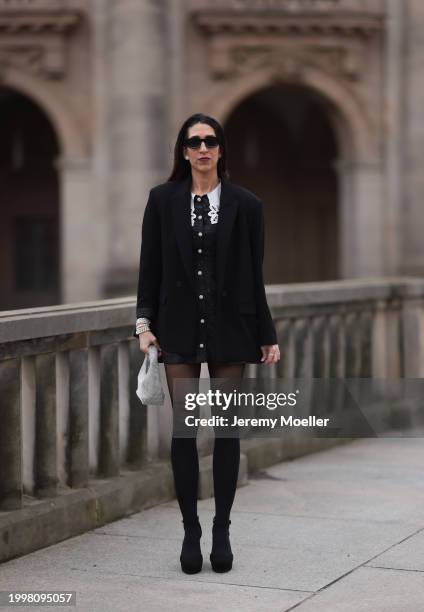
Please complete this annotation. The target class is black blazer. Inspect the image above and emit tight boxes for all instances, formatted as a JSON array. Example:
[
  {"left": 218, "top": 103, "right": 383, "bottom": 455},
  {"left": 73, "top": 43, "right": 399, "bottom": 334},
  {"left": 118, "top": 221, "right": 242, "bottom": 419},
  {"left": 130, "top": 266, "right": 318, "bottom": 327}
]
[{"left": 133, "top": 175, "right": 277, "bottom": 363}]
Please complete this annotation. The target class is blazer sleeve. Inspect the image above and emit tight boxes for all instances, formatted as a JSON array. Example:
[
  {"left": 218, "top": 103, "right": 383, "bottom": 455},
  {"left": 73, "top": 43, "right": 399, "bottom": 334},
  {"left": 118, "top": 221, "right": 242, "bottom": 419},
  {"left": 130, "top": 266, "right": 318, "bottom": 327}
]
[
  {"left": 249, "top": 198, "right": 278, "bottom": 346},
  {"left": 133, "top": 189, "right": 162, "bottom": 339}
]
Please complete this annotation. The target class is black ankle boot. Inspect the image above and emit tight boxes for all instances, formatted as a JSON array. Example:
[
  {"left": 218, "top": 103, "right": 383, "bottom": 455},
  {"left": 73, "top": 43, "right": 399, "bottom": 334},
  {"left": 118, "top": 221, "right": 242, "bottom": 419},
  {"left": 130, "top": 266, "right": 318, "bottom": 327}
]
[
  {"left": 210, "top": 517, "right": 233, "bottom": 573},
  {"left": 180, "top": 516, "right": 203, "bottom": 574}
]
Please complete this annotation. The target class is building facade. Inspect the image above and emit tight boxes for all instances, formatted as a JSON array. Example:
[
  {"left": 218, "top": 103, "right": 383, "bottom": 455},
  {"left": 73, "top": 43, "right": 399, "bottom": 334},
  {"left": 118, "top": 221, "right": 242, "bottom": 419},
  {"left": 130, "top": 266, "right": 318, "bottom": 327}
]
[{"left": 0, "top": 0, "right": 420, "bottom": 310}]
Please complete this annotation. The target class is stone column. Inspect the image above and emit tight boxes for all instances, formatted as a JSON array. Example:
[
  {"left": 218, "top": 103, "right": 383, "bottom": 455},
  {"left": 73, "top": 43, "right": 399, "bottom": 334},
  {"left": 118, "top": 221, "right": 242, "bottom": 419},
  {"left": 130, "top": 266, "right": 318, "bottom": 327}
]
[
  {"left": 103, "top": 0, "right": 169, "bottom": 297},
  {"left": 58, "top": 157, "right": 98, "bottom": 303},
  {"left": 402, "top": 0, "right": 424, "bottom": 276},
  {"left": 337, "top": 159, "right": 385, "bottom": 278},
  {"left": 384, "top": 0, "right": 406, "bottom": 275},
  {"left": 167, "top": 0, "right": 186, "bottom": 141}
]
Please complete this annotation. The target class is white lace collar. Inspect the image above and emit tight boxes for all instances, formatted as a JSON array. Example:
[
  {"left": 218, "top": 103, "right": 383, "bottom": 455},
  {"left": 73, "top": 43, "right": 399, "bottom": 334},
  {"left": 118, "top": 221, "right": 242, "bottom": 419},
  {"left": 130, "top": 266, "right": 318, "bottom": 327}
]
[{"left": 190, "top": 181, "right": 221, "bottom": 225}]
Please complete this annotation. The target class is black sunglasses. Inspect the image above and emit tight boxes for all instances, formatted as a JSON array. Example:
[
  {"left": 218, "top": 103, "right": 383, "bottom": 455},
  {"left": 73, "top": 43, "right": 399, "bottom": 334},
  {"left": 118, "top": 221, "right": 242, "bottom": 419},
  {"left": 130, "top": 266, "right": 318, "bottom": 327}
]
[{"left": 183, "top": 136, "right": 219, "bottom": 150}]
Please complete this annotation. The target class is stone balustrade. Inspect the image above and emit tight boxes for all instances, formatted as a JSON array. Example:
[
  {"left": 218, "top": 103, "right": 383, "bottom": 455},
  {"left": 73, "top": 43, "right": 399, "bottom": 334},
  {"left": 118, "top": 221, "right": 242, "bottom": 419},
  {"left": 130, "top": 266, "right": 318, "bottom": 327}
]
[
  {"left": 0, "top": 278, "right": 423, "bottom": 558},
  {"left": 0, "top": 297, "right": 147, "bottom": 512}
]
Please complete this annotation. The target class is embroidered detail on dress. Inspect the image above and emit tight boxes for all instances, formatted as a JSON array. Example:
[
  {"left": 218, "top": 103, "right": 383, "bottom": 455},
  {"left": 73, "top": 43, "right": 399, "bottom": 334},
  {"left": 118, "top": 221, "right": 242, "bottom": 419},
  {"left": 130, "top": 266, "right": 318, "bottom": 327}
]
[
  {"left": 207, "top": 199, "right": 219, "bottom": 224},
  {"left": 190, "top": 182, "right": 221, "bottom": 227}
]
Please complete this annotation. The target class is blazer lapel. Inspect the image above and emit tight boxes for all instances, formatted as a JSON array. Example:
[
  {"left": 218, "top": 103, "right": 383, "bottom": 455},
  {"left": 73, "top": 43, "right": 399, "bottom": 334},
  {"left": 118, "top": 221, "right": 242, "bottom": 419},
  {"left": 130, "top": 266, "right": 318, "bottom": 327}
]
[
  {"left": 216, "top": 177, "right": 238, "bottom": 294},
  {"left": 171, "top": 175, "right": 238, "bottom": 294},
  {"left": 171, "top": 175, "right": 194, "bottom": 291}
]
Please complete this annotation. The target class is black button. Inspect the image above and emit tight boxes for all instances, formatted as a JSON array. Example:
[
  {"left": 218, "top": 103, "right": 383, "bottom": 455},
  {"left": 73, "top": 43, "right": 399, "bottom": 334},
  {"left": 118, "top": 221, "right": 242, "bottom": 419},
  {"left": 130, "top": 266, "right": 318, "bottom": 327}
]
[
  {"left": 222, "top": 290, "right": 227, "bottom": 296},
  {"left": 176, "top": 280, "right": 182, "bottom": 287}
]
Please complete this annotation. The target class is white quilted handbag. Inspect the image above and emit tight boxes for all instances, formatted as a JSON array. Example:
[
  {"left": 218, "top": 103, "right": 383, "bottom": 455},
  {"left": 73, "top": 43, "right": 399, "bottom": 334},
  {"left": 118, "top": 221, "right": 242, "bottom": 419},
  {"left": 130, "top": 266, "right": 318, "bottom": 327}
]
[{"left": 136, "top": 344, "right": 165, "bottom": 405}]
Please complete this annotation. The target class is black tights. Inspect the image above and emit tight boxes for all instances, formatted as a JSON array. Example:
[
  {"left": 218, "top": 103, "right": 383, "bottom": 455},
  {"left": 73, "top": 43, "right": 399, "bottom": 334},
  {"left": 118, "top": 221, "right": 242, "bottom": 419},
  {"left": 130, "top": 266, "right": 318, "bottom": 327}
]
[{"left": 165, "top": 362, "right": 245, "bottom": 525}]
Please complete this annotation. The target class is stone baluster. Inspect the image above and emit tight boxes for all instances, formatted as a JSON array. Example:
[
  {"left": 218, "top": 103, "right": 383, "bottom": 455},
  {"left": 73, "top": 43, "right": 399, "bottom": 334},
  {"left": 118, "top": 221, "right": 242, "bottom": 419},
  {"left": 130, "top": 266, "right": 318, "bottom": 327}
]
[
  {"left": 21, "top": 356, "right": 36, "bottom": 496},
  {"left": 359, "top": 308, "right": 373, "bottom": 377},
  {"left": 296, "top": 316, "right": 314, "bottom": 378},
  {"left": 127, "top": 340, "right": 148, "bottom": 467},
  {"left": 372, "top": 299, "right": 388, "bottom": 378},
  {"left": 344, "top": 310, "right": 361, "bottom": 378},
  {"left": 327, "top": 311, "right": 346, "bottom": 415},
  {"left": 35, "top": 353, "right": 58, "bottom": 497},
  {"left": 312, "top": 314, "right": 331, "bottom": 378},
  {"left": 400, "top": 290, "right": 424, "bottom": 378},
  {"left": 118, "top": 342, "right": 130, "bottom": 467},
  {"left": 99, "top": 343, "right": 119, "bottom": 477},
  {"left": 0, "top": 359, "right": 22, "bottom": 510},
  {"left": 283, "top": 318, "right": 296, "bottom": 379},
  {"left": 69, "top": 348, "right": 89, "bottom": 487}
]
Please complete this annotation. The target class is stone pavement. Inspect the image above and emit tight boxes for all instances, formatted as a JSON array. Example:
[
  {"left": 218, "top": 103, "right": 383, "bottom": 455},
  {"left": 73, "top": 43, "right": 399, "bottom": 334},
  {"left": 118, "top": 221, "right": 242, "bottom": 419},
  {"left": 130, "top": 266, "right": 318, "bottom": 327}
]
[{"left": 0, "top": 437, "right": 423, "bottom": 611}]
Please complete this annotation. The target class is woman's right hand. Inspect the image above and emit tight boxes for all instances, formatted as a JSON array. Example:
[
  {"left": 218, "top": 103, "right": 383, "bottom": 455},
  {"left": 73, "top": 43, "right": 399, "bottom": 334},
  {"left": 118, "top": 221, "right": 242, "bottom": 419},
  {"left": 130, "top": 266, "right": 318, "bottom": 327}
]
[{"left": 138, "top": 330, "right": 162, "bottom": 357}]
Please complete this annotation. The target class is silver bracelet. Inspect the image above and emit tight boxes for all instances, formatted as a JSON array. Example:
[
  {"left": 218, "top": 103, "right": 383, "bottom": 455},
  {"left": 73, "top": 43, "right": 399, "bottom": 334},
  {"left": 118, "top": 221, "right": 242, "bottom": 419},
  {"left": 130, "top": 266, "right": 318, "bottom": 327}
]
[
  {"left": 136, "top": 317, "right": 151, "bottom": 325},
  {"left": 136, "top": 317, "right": 151, "bottom": 335}
]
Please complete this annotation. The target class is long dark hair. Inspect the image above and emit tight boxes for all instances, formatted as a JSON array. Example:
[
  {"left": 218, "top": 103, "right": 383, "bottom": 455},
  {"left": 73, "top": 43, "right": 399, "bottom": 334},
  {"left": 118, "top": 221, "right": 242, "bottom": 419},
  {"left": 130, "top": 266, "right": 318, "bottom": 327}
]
[{"left": 167, "top": 113, "right": 230, "bottom": 182}]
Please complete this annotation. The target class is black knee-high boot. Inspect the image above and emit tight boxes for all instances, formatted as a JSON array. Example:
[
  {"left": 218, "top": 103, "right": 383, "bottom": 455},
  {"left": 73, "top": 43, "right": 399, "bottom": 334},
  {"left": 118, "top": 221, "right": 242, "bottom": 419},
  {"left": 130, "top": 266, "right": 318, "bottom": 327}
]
[
  {"left": 170, "top": 437, "right": 203, "bottom": 573},
  {"left": 210, "top": 436, "right": 239, "bottom": 572},
  {"left": 212, "top": 436, "right": 240, "bottom": 523},
  {"left": 180, "top": 515, "right": 203, "bottom": 574},
  {"left": 170, "top": 436, "right": 199, "bottom": 523},
  {"left": 210, "top": 516, "right": 233, "bottom": 572}
]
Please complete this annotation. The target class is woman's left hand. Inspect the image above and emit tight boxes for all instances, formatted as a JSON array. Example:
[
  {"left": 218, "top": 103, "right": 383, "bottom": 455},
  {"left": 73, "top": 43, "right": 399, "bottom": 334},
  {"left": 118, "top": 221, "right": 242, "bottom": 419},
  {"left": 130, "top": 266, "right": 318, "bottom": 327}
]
[{"left": 260, "top": 344, "right": 280, "bottom": 364}]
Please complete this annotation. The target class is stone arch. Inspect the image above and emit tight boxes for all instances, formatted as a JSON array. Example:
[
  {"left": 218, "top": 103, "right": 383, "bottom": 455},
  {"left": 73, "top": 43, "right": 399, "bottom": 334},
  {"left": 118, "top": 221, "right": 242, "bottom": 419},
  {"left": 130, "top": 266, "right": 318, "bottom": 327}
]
[
  {"left": 0, "top": 63, "right": 94, "bottom": 306},
  {"left": 201, "top": 63, "right": 376, "bottom": 163},
  {"left": 0, "top": 85, "right": 61, "bottom": 309},
  {"left": 199, "top": 61, "right": 384, "bottom": 278},
  {"left": 0, "top": 63, "right": 87, "bottom": 159}
]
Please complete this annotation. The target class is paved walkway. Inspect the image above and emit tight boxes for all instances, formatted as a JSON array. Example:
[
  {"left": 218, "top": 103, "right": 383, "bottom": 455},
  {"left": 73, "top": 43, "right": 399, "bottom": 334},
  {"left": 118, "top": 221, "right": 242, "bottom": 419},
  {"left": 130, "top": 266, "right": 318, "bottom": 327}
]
[{"left": 1, "top": 437, "right": 423, "bottom": 611}]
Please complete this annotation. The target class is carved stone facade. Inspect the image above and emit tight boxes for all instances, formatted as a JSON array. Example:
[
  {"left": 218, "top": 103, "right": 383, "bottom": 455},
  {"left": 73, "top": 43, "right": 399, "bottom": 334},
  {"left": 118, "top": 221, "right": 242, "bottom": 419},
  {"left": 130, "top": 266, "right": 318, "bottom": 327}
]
[
  {"left": 0, "top": 0, "right": 423, "bottom": 307},
  {"left": 0, "top": 1, "right": 82, "bottom": 78}
]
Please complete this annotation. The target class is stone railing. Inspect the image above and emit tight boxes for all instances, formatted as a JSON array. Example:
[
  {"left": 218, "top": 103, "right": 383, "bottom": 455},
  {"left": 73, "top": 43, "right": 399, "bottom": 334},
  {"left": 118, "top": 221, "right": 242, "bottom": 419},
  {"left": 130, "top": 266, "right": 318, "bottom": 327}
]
[
  {"left": 0, "top": 0, "right": 78, "bottom": 9},
  {"left": 0, "top": 297, "right": 146, "bottom": 512},
  {"left": 264, "top": 277, "right": 406, "bottom": 381},
  {"left": 0, "top": 278, "right": 423, "bottom": 560},
  {"left": 188, "top": 0, "right": 384, "bottom": 15}
]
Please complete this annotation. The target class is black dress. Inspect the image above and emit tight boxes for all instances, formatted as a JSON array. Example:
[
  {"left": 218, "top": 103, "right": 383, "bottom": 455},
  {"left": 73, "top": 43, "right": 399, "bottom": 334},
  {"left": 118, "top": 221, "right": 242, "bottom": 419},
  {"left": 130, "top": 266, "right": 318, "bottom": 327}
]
[{"left": 159, "top": 191, "right": 245, "bottom": 365}]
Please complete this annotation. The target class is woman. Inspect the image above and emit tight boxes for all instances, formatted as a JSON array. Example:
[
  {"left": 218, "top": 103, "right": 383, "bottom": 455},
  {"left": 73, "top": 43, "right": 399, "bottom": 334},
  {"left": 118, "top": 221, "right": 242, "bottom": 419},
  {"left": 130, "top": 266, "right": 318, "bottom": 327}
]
[{"left": 134, "top": 113, "right": 280, "bottom": 574}]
